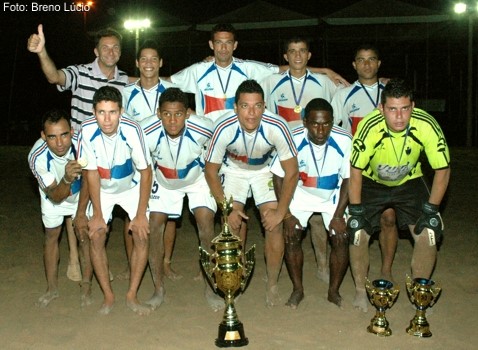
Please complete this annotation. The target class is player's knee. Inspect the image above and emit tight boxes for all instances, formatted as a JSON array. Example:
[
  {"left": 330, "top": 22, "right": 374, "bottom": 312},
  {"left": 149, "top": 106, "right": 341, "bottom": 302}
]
[{"left": 380, "top": 209, "right": 396, "bottom": 228}]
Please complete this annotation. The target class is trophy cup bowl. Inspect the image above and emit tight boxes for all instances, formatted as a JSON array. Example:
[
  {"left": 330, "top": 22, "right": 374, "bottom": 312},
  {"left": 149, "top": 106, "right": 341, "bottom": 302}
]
[
  {"left": 199, "top": 197, "right": 255, "bottom": 348},
  {"left": 406, "top": 275, "right": 442, "bottom": 337},
  {"left": 365, "top": 278, "right": 400, "bottom": 336}
]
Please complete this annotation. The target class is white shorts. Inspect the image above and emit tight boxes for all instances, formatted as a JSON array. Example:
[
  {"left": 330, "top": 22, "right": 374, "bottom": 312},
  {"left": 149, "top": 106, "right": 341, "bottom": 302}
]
[
  {"left": 41, "top": 196, "right": 78, "bottom": 228},
  {"left": 289, "top": 186, "right": 339, "bottom": 229},
  {"left": 149, "top": 176, "right": 216, "bottom": 218},
  {"left": 222, "top": 168, "right": 276, "bottom": 206},
  {"left": 88, "top": 185, "right": 149, "bottom": 223}
]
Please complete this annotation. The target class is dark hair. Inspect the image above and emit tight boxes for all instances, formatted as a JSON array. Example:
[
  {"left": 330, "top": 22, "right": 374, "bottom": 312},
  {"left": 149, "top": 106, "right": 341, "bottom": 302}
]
[
  {"left": 381, "top": 78, "right": 414, "bottom": 105},
  {"left": 353, "top": 43, "right": 380, "bottom": 61},
  {"left": 137, "top": 39, "right": 161, "bottom": 61},
  {"left": 235, "top": 80, "right": 264, "bottom": 104},
  {"left": 211, "top": 23, "right": 236, "bottom": 41},
  {"left": 283, "top": 36, "right": 310, "bottom": 54},
  {"left": 159, "top": 88, "right": 189, "bottom": 110},
  {"left": 93, "top": 86, "right": 123, "bottom": 109},
  {"left": 41, "top": 109, "right": 71, "bottom": 131},
  {"left": 304, "top": 98, "right": 334, "bottom": 120},
  {"left": 95, "top": 28, "right": 122, "bottom": 48}
]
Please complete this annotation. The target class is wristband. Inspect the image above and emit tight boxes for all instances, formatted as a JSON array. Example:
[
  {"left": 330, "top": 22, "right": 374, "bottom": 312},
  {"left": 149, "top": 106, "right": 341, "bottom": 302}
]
[
  {"left": 62, "top": 176, "right": 72, "bottom": 185},
  {"left": 332, "top": 216, "right": 344, "bottom": 221}
]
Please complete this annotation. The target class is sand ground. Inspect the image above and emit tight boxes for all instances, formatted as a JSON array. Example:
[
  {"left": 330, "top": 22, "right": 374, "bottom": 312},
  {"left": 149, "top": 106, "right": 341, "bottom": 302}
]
[{"left": 0, "top": 146, "right": 476, "bottom": 350}]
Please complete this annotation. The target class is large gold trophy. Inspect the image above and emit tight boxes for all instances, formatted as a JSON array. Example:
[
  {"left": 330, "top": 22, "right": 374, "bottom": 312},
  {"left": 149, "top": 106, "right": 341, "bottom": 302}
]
[
  {"left": 365, "top": 278, "right": 400, "bottom": 336},
  {"left": 406, "top": 275, "right": 442, "bottom": 337},
  {"left": 199, "top": 196, "right": 255, "bottom": 347}
]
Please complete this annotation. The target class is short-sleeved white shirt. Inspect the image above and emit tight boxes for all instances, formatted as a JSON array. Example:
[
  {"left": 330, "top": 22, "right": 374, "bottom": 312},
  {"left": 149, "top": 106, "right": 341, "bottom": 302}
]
[
  {"left": 78, "top": 116, "right": 151, "bottom": 194},
  {"left": 271, "top": 125, "right": 351, "bottom": 203},
  {"left": 28, "top": 136, "right": 81, "bottom": 204},
  {"left": 206, "top": 109, "right": 297, "bottom": 173},
  {"left": 171, "top": 58, "right": 278, "bottom": 122},
  {"left": 331, "top": 80, "right": 385, "bottom": 134},
  {"left": 261, "top": 69, "right": 339, "bottom": 122},
  {"left": 122, "top": 80, "right": 177, "bottom": 122},
  {"left": 141, "top": 114, "right": 213, "bottom": 189}
]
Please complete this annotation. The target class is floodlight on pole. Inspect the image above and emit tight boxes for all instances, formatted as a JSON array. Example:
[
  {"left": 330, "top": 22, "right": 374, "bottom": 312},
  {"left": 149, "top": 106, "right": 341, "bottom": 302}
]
[
  {"left": 124, "top": 19, "right": 151, "bottom": 75},
  {"left": 454, "top": 2, "right": 478, "bottom": 146},
  {"left": 76, "top": 1, "right": 94, "bottom": 32}
]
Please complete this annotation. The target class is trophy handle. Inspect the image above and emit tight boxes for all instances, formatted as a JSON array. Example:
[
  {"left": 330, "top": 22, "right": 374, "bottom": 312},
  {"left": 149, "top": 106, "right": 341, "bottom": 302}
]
[
  {"left": 240, "top": 245, "right": 256, "bottom": 291},
  {"left": 199, "top": 247, "right": 216, "bottom": 291}
]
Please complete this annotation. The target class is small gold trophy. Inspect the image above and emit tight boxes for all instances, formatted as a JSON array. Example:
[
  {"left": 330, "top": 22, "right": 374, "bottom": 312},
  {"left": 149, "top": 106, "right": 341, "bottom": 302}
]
[
  {"left": 406, "top": 275, "right": 441, "bottom": 337},
  {"left": 365, "top": 278, "right": 400, "bottom": 336},
  {"left": 199, "top": 196, "right": 255, "bottom": 348}
]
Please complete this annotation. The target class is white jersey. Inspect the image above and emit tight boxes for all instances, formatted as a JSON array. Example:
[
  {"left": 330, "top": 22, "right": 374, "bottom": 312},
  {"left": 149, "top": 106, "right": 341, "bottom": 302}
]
[
  {"left": 171, "top": 57, "right": 279, "bottom": 122},
  {"left": 122, "top": 80, "right": 177, "bottom": 122},
  {"left": 78, "top": 116, "right": 151, "bottom": 194},
  {"left": 206, "top": 109, "right": 297, "bottom": 172},
  {"left": 271, "top": 125, "right": 351, "bottom": 204},
  {"left": 141, "top": 114, "right": 213, "bottom": 190},
  {"left": 58, "top": 58, "right": 128, "bottom": 131},
  {"left": 28, "top": 135, "right": 81, "bottom": 205},
  {"left": 331, "top": 80, "right": 385, "bottom": 135},
  {"left": 261, "top": 69, "right": 339, "bottom": 122}
]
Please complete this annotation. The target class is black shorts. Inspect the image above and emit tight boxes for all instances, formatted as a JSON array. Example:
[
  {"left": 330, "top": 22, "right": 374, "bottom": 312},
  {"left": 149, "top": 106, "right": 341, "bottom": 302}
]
[{"left": 362, "top": 177, "right": 430, "bottom": 233}]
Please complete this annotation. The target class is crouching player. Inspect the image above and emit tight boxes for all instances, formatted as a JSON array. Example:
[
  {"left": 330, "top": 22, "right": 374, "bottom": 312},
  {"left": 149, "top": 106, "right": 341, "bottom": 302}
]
[
  {"left": 140, "top": 88, "right": 221, "bottom": 311},
  {"left": 347, "top": 78, "right": 450, "bottom": 312},
  {"left": 271, "top": 98, "right": 351, "bottom": 309},
  {"left": 29, "top": 109, "right": 93, "bottom": 307}
]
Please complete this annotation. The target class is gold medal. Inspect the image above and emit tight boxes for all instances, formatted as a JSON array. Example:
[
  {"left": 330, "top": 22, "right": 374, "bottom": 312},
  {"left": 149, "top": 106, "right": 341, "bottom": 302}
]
[{"left": 294, "top": 105, "right": 302, "bottom": 113}]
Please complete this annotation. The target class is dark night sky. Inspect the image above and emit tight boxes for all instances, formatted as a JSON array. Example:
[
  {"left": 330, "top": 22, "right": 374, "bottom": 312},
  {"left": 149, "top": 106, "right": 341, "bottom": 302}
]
[{"left": 0, "top": 0, "right": 469, "bottom": 145}]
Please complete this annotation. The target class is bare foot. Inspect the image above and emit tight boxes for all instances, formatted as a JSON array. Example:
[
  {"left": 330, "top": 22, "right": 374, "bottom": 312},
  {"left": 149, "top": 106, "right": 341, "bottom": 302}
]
[
  {"left": 145, "top": 287, "right": 165, "bottom": 310},
  {"left": 205, "top": 286, "right": 224, "bottom": 312},
  {"left": 80, "top": 282, "right": 93, "bottom": 308},
  {"left": 67, "top": 262, "right": 82, "bottom": 282},
  {"left": 98, "top": 303, "right": 114, "bottom": 315},
  {"left": 98, "top": 295, "right": 115, "bottom": 315},
  {"left": 316, "top": 268, "right": 330, "bottom": 284},
  {"left": 327, "top": 290, "right": 343, "bottom": 308},
  {"left": 285, "top": 290, "right": 304, "bottom": 309},
  {"left": 352, "top": 289, "right": 368, "bottom": 313},
  {"left": 165, "top": 264, "right": 183, "bottom": 281},
  {"left": 36, "top": 290, "right": 59, "bottom": 308},
  {"left": 193, "top": 270, "right": 203, "bottom": 282},
  {"left": 265, "top": 285, "right": 281, "bottom": 308},
  {"left": 115, "top": 267, "right": 130, "bottom": 281},
  {"left": 126, "top": 299, "right": 151, "bottom": 316}
]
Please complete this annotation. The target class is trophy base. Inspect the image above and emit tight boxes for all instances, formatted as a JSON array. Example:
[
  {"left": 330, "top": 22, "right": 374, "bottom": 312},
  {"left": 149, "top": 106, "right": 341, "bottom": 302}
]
[
  {"left": 216, "top": 322, "right": 249, "bottom": 348},
  {"left": 367, "top": 319, "right": 392, "bottom": 337},
  {"left": 406, "top": 317, "right": 432, "bottom": 337}
]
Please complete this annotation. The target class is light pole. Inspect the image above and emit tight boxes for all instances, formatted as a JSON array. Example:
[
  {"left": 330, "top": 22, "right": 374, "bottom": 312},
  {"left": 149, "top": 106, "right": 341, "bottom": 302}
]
[
  {"left": 124, "top": 19, "right": 151, "bottom": 75},
  {"left": 77, "top": 1, "right": 93, "bottom": 32},
  {"left": 454, "top": 1, "right": 477, "bottom": 146}
]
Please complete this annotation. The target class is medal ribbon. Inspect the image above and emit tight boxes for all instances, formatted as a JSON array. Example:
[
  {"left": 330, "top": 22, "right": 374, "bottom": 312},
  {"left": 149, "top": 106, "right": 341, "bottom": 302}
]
[
  {"left": 360, "top": 81, "right": 380, "bottom": 108},
  {"left": 308, "top": 139, "right": 328, "bottom": 181},
  {"left": 165, "top": 127, "right": 186, "bottom": 177},
  {"left": 216, "top": 65, "right": 233, "bottom": 99},
  {"left": 289, "top": 72, "right": 308, "bottom": 110},
  {"left": 139, "top": 81, "right": 160, "bottom": 114},
  {"left": 241, "top": 127, "right": 260, "bottom": 165}
]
